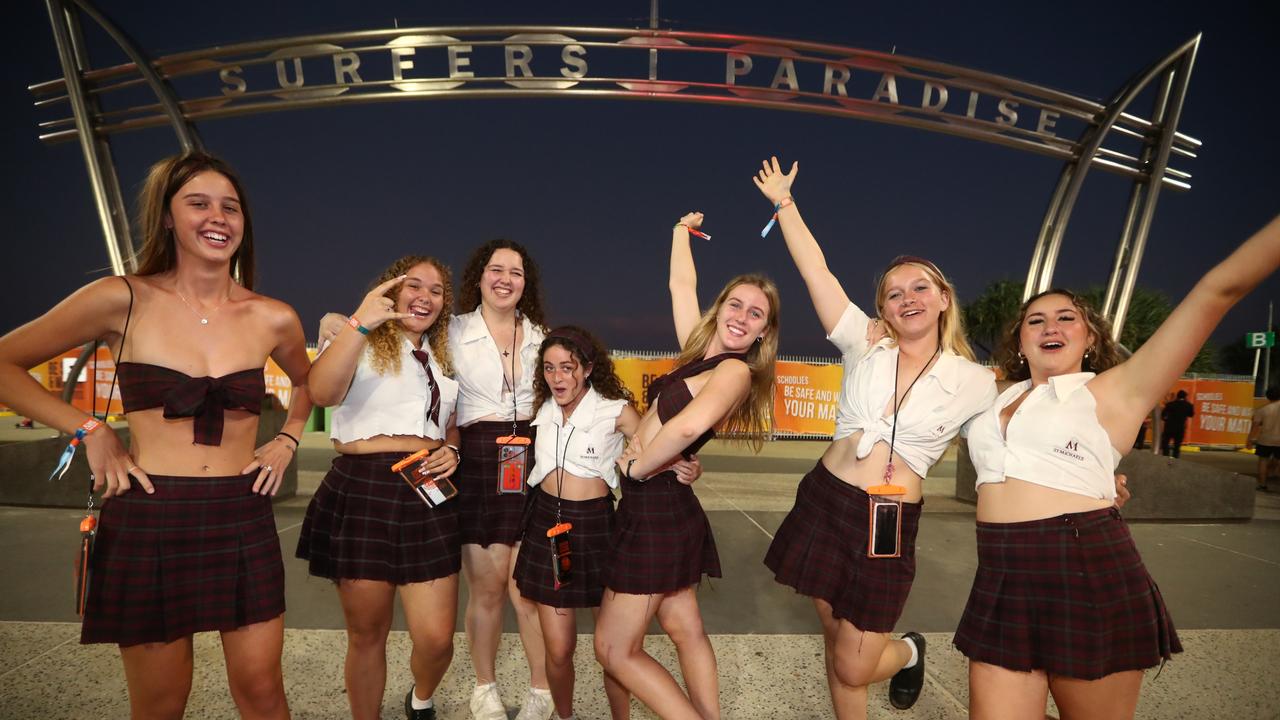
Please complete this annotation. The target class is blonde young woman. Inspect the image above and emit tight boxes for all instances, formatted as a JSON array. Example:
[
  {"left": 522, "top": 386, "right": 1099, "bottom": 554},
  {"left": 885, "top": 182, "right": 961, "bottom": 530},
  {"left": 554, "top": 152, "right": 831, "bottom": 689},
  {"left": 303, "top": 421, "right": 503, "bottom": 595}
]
[
  {"left": 593, "top": 212, "right": 779, "bottom": 720},
  {"left": 754, "top": 157, "right": 996, "bottom": 719},
  {"left": 957, "top": 214, "right": 1280, "bottom": 719},
  {"left": 298, "top": 256, "right": 461, "bottom": 720},
  {"left": 0, "top": 152, "right": 312, "bottom": 720}
]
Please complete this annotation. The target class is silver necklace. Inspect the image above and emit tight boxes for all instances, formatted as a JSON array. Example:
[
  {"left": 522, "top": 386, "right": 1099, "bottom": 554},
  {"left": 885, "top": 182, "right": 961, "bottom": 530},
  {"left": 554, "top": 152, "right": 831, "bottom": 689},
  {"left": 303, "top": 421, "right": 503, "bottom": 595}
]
[{"left": 175, "top": 288, "right": 229, "bottom": 325}]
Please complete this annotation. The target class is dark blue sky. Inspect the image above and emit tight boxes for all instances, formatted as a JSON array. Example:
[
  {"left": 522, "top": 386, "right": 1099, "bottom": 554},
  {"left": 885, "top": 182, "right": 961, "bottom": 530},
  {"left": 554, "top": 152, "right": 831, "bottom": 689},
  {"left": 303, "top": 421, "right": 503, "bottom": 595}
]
[{"left": 7, "top": 1, "right": 1277, "bottom": 362}]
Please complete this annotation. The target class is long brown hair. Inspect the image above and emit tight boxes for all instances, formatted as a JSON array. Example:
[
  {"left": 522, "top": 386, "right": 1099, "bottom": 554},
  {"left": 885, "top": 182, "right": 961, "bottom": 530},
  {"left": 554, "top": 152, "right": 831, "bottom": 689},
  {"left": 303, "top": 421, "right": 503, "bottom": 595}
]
[
  {"left": 675, "top": 273, "right": 779, "bottom": 449},
  {"left": 995, "top": 288, "right": 1123, "bottom": 381},
  {"left": 456, "top": 238, "right": 548, "bottom": 329},
  {"left": 532, "top": 325, "right": 633, "bottom": 410},
  {"left": 365, "top": 256, "right": 455, "bottom": 377},
  {"left": 133, "top": 151, "right": 256, "bottom": 289},
  {"left": 875, "top": 257, "right": 975, "bottom": 361}
]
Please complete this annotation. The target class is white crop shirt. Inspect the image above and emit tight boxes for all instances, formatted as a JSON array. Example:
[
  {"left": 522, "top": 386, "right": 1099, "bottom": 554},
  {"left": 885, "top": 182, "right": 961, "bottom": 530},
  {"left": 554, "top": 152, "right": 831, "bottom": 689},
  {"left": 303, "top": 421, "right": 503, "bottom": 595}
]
[
  {"left": 329, "top": 338, "right": 458, "bottom": 443},
  {"left": 966, "top": 372, "right": 1120, "bottom": 500},
  {"left": 448, "top": 308, "right": 545, "bottom": 426},
  {"left": 528, "top": 388, "right": 629, "bottom": 489},
  {"left": 828, "top": 302, "right": 996, "bottom": 478}
]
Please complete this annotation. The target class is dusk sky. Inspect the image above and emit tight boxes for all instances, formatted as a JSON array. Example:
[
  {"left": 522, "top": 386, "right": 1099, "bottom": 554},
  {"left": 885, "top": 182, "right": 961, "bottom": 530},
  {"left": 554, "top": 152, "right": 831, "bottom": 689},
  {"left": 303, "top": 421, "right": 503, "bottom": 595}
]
[{"left": 7, "top": 1, "right": 1277, "bottom": 364}]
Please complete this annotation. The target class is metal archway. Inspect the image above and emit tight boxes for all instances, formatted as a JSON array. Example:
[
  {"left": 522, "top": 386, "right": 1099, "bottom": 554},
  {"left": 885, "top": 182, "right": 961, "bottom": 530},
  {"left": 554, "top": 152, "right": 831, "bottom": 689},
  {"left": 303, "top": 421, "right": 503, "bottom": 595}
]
[{"left": 34, "top": 3, "right": 1200, "bottom": 338}]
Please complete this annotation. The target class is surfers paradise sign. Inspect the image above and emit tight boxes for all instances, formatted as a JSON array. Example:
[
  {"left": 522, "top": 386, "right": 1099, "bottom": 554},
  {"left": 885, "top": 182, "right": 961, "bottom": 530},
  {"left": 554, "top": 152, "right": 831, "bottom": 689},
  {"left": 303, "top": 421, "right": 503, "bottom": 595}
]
[{"left": 33, "top": 9, "right": 1202, "bottom": 338}]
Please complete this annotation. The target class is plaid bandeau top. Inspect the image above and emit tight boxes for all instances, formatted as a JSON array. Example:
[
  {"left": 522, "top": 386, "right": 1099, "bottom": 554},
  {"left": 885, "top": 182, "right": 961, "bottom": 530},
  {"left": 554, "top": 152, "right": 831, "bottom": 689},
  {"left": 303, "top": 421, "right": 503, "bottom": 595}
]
[
  {"left": 647, "top": 352, "right": 747, "bottom": 458},
  {"left": 117, "top": 362, "right": 265, "bottom": 446}
]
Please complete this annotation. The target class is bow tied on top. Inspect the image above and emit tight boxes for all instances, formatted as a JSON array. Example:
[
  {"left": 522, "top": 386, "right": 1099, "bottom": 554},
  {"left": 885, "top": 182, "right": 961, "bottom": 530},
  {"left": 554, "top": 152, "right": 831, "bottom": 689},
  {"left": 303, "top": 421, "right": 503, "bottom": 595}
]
[
  {"left": 160, "top": 369, "right": 264, "bottom": 446},
  {"left": 411, "top": 349, "right": 442, "bottom": 426}
]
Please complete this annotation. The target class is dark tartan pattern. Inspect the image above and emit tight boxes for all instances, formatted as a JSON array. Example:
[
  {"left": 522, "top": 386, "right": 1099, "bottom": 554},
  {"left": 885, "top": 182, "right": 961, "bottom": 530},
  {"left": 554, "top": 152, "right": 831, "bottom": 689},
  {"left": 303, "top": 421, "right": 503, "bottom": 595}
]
[
  {"left": 604, "top": 472, "right": 721, "bottom": 595},
  {"left": 296, "top": 452, "right": 461, "bottom": 584},
  {"left": 954, "top": 507, "right": 1182, "bottom": 679},
  {"left": 513, "top": 486, "right": 616, "bottom": 608},
  {"left": 80, "top": 473, "right": 284, "bottom": 647},
  {"left": 117, "top": 362, "right": 264, "bottom": 446},
  {"left": 457, "top": 420, "right": 536, "bottom": 547},
  {"left": 764, "top": 460, "right": 922, "bottom": 633}
]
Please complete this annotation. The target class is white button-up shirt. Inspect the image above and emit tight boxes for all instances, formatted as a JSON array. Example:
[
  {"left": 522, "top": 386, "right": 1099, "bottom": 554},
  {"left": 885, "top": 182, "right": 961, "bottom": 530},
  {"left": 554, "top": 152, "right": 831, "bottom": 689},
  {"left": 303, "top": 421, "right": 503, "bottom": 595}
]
[
  {"left": 448, "top": 307, "right": 545, "bottom": 427},
  {"left": 966, "top": 372, "right": 1120, "bottom": 500},
  {"left": 828, "top": 302, "right": 996, "bottom": 478},
  {"left": 528, "top": 388, "right": 629, "bottom": 489},
  {"left": 329, "top": 338, "right": 458, "bottom": 443}
]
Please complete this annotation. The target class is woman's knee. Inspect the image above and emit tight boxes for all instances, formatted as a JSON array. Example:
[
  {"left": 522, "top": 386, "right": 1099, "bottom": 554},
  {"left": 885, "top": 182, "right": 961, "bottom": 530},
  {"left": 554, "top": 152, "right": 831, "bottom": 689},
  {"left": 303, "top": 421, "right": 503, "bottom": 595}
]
[
  {"left": 832, "top": 647, "right": 876, "bottom": 688},
  {"left": 229, "top": 669, "right": 287, "bottom": 714},
  {"left": 545, "top": 633, "right": 578, "bottom": 669},
  {"left": 346, "top": 617, "right": 392, "bottom": 651}
]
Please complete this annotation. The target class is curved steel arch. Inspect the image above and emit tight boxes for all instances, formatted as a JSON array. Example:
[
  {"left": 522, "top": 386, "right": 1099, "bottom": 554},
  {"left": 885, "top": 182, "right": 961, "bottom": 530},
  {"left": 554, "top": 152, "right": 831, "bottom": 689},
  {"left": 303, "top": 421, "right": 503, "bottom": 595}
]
[{"left": 33, "top": 6, "right": 1202, "bottom": 335}]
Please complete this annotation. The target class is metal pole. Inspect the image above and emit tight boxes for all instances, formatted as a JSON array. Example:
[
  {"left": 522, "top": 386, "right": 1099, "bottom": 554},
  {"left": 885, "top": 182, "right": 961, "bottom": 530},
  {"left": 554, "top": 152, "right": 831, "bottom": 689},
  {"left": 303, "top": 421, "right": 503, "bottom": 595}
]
[
  {"left": 1265, "top": 301, "right": 1273, "bottom": 392},
  {"left": 45, "top": 0, "right": 129, "bottom": 275}
]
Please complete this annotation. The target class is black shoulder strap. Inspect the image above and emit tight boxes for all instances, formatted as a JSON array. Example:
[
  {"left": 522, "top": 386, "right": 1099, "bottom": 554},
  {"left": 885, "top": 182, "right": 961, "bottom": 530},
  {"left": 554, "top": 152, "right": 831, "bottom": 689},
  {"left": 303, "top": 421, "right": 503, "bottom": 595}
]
[{"left": 96, "top": 276, "right": 135, "bottom": 419}]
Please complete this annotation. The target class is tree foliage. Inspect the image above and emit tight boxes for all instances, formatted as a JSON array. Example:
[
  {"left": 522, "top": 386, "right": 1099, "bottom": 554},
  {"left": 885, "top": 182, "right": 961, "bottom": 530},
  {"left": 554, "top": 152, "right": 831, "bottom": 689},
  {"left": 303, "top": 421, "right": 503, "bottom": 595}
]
[{"left": 962, "top": 280, "right": 1217, "bottom": 372}]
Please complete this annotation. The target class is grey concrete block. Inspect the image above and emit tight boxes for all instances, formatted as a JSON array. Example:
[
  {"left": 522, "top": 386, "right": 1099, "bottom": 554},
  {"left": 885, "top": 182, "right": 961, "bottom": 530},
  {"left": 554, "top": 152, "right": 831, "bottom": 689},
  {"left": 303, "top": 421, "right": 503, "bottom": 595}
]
[{"left": 952, "top": 439, "right": 1255, "bottom": 520}]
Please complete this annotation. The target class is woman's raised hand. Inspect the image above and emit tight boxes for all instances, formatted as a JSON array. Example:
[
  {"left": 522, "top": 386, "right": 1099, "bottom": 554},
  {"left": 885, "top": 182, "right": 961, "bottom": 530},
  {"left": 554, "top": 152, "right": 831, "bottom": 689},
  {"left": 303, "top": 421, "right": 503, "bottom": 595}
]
[
  {"left": 678, "top": 211, "right": 705, "bottom": 230},
  {"left": 753, "top": 156, "right": 798, "bottom": 205},
  {"left": 352, "top": 275, "right": 414, "bottom": 331}
]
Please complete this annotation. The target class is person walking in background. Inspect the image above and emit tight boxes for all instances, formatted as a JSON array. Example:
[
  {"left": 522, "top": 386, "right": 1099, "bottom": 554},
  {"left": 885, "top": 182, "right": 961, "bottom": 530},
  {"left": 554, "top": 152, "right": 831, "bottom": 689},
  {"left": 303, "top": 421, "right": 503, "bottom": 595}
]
[
  {"left": 1248, "top": 386, "right": 1280, "bottom": 491},
  {"left": 1160, "top": 390, "right": 1195, "bottom": 458}
]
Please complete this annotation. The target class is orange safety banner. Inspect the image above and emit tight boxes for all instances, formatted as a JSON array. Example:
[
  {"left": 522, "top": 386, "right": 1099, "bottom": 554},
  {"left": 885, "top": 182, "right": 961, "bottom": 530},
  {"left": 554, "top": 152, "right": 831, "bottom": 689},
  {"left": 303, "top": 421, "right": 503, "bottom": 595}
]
[
  {"left": 613, "top": 357, "right": 678, "bottom": 415},
  {"left": 1171, "top": 378, "right": 1255, "bottom": 445},
  {"left": 772, "top": 360, "right": 843, "bottom": 437}
]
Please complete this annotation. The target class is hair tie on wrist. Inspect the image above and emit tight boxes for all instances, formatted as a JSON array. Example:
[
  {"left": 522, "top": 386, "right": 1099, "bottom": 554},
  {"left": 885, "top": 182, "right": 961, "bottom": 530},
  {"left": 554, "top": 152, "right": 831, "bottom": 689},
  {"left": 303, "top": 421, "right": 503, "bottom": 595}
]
[{"left": 275, "top": 431, "right": 300, "bottom": 449}]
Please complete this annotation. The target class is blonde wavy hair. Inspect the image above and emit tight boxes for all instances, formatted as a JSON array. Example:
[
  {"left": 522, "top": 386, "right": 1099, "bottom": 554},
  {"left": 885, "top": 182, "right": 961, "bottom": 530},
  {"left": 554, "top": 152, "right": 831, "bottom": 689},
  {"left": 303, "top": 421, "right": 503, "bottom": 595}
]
[
  {"left": 675, "top": 273, "right": 779, "bottom": 450},
  {"left": 875, "top": 257, "right": 976, "bottom": 361},
  {"left": 365, "top": 256, "right": 454, "bottom": 377}
]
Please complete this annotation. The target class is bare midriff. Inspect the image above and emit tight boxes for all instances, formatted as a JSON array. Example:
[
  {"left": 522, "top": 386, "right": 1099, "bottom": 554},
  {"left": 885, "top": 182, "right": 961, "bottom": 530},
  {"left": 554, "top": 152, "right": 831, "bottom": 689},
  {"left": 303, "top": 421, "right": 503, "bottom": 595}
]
[
  {"left": 127, "top": 408, "right": 261, "bottom": 475},
  {"left": 469, "top": 413, "right": 534, "bottom": 424},
  {"left": 976, "top": 477, "right": 1111, "bottom": 523},
  {"left": 821, "top": 430, "right": 925, "bottom": 503},
  {"left": 538, "top": 470, "right": 611, "bottom": 501},
  {"left": 334, "top": 434, "right": 443, "bottom": 456}
]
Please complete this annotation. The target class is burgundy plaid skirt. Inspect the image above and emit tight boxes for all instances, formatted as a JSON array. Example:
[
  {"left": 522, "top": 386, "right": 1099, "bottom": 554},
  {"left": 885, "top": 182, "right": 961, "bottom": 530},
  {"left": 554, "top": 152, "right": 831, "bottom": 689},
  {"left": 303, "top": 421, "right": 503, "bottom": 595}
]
[
  {"left": 81, "top": 473, "right": 285, "bottom": 647},
  {"left": 296, "top": 452, "right": 461, "bottom": 584},
  {"left": 457, "top": 421, "right": 536, "bottom": 547},
  {"left": 513, "top": 486, "right": 616, "bottom": 608},
  {"left": 764, "top": 460, "right": 922, "bottom": 633},
  {"left": 604, "top": 472, "right": 721, "bottom": 595},
  {"left": 954, "top": 507, "right": 1182, "bottom": 679}
]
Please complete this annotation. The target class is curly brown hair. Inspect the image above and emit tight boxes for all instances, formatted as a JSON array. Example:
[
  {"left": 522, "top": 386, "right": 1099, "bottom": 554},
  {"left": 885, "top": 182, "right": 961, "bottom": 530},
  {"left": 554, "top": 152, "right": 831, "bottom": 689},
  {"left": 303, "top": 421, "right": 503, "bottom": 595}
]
[
  {"left": 532, "top": 325, "right": 632, "bottom": 410},
  {"left": 134, "top": 151, "right": 256, "bottom": 289},
  {"left": 365, "top": 256, "right": 454, "bottom": 377},
  {"left": 995, "top": 288, "right": 1123, "bottom": 381},
  {"left": 455, "top": 239, "right": 548, "bottom": 329}
]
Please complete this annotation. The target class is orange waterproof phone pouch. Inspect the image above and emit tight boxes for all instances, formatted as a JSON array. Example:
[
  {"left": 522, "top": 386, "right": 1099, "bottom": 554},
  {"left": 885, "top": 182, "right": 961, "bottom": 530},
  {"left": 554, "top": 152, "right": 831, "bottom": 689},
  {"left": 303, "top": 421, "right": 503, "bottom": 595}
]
[
  {"left": 547, "top": 522, "right": 573, "bottom": 589},
  {"left": 867, "top": 483, "right": 904, "bottom": 559},
  {"left": 392, "top": 449, "right": 458, "bottom": 508},
  {"left": 495, "top": 435, "right": 531, "bottom": 495}
]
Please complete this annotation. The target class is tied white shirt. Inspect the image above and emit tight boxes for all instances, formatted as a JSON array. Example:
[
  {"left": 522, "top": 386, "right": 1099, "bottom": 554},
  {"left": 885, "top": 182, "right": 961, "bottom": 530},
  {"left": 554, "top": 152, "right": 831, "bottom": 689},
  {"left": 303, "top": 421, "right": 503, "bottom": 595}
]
[
  {"left": 828, "top": 302, "right": 996, "bottom": 478},
  {"left": 329, "top": 338, "right": 458, "bottom": 443},
  {"left": 448, "top": 307, "right": 545, "bottom": 426},
  {"left": 528, "top": 388, "right": 629, "bottom": 489},
  {"left": 966, "top": 372, "right": 1120, "bottom": 500}
]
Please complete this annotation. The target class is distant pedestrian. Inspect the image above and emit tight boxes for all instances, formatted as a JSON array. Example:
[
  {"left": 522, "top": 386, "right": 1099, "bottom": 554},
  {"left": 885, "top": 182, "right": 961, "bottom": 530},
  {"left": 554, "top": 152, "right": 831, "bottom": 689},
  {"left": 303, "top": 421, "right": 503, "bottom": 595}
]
[
  {"left": 1248, "top": 386, "right": 1280, "bottom": 491},
  {"left": 1160, "top": 390, "right": 1195, "bottom": 458}
]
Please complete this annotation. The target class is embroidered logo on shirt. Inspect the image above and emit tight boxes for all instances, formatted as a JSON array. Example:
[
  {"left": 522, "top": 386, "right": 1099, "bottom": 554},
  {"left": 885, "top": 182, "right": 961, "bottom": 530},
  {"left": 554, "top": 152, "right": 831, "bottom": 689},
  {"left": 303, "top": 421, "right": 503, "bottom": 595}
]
[
  {"left": 583, "top": 445, "right": 597, "bottom": 458},
  {"left": 1054, "top": 437, "right": 1087, "bottom": 462}
]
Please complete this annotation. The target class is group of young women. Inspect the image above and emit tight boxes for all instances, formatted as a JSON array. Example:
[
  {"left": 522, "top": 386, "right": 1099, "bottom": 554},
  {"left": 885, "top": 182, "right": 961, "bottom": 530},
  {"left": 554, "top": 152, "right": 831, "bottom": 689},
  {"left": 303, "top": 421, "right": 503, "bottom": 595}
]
[{"left": 0, "top": 149, "right": 1275, "bottom": 720}]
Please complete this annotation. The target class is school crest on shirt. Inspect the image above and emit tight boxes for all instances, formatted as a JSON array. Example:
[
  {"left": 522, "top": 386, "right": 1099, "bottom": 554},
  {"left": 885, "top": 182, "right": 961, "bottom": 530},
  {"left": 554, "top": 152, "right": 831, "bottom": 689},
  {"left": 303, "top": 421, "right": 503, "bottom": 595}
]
[{"left": 1054, "top": 437, "right": 1087, "bottom": 462}]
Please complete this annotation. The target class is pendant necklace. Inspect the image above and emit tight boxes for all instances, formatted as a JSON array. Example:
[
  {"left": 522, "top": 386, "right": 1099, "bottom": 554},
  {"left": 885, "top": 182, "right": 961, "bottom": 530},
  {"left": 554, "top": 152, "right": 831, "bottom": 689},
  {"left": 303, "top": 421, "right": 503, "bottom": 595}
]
[{"left": 176, "top": 288, "right": 229, "bottom": 325}]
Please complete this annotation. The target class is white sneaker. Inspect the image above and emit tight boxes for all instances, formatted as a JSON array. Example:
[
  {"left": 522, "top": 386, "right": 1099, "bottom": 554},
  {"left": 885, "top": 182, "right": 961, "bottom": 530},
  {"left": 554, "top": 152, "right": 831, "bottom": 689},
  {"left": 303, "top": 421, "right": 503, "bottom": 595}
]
[
  {"left": 513, "top": 687, "right": 554, "bottom": 720},
  {"left": 470, "top": 683, "right": 507, "bottom": 720}
]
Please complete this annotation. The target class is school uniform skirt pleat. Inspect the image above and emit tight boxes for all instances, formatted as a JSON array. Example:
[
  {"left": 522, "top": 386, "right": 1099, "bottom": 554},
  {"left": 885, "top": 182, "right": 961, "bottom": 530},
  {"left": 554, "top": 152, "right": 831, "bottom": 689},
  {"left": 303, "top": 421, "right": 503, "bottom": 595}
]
[
  {"left": 604, "top": 472, "right": 720, "bottom": 595},
  {"left": 457, "top": 420, "right": 536, "bottom": 547},
  {"left": 514, "top": 486, "right": 615, "bottom": 608}
]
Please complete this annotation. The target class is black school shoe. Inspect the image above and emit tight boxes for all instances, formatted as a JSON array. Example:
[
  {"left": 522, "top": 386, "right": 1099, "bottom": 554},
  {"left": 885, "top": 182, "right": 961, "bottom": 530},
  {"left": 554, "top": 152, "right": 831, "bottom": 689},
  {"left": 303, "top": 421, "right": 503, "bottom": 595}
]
[
  {"left": 405, "top": 688, "right": 437, "bottom": 720},
  {"left": 888, "top": 632, "right": 926, "bottom": 710}
]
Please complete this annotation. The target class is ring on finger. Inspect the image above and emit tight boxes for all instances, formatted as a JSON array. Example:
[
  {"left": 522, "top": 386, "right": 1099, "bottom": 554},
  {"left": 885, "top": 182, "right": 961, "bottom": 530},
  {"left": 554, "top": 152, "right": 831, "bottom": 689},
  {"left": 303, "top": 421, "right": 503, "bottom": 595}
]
[{"left": 264, "top": 465, "right": 273, "bottom": 472}]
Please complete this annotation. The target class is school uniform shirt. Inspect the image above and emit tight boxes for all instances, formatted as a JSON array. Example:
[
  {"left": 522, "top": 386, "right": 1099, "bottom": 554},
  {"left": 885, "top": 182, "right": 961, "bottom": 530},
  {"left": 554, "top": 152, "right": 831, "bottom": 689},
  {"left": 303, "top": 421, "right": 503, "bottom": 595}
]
[
  {"left": 448, "top": 307, "right": 545, "bottom": 426},
  {"left": 528, "top": 388, "right": 628, "bottom": 489},
  {"left": 966, "top": 372, "right": 1120, "bottom": 500},
  {"left": 329, "top": 337, "right": 458, "bottom": 443},
  {"left": 827, "top": 302, "right": 996, "bottom": 478}
]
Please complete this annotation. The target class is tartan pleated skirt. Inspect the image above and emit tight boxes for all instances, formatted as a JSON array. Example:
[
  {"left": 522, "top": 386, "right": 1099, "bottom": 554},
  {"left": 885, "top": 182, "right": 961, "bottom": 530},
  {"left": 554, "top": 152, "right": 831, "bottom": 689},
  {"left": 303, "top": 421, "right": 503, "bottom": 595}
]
[
  {"left": 458, "top": 420, "right": 536, "bottom": 547},
  {"left": 296, "top": 452, "right": 461, "bottom": 584},
  {"left": 764, "top": 460, "right": 922, "bottom": 633},
  {"left": 80, "top": 473, "right": 285, "bottom": 647},
  {"left": 604, "top": 472, "right": 721, "bottom": 595},
  {"left": 954, "top": 507, "right": 1182, "bottom": 679},
  {"left": 513, "top": 486, "right": 616, "bottom": 608}
]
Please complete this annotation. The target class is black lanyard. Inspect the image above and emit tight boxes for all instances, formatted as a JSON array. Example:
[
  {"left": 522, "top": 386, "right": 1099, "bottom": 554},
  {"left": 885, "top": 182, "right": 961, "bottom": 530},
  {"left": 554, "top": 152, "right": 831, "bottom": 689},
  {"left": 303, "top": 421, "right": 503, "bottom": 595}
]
[
  {"left": 884, "top": 347, "right": 940, "bottom": 485},
  {"left": 553, "top": 423, "right": 575, "bottom": 525}
]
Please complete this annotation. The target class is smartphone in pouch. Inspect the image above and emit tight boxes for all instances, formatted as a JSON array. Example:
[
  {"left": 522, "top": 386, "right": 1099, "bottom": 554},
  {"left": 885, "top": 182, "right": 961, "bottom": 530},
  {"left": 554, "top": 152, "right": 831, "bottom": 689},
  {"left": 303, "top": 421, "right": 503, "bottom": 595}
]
[
  {"left": 497, "top": 443, "right": 528, "bottom": 494},
  {"left": 391, "top": 449, "right": 458, "bottom": 508},
  {"left": 868, "top": 497, "right": 902, "bottom": 558}
]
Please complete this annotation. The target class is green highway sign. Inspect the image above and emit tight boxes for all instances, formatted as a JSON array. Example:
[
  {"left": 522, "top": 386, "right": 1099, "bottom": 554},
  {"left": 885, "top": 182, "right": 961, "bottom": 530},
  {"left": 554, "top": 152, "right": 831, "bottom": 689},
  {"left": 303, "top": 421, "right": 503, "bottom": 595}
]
[{"left": 1246, "top": 331, "right": 1276, "bottom": 349}]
